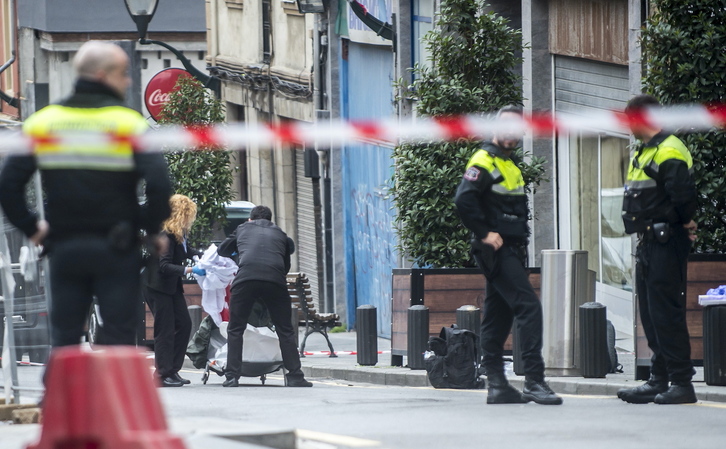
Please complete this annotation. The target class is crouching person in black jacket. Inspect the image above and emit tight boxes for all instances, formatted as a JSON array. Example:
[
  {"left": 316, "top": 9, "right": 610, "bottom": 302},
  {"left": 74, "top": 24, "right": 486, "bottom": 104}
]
[{"left": 221, "top": 205, "right": 312, "bottom": 387}]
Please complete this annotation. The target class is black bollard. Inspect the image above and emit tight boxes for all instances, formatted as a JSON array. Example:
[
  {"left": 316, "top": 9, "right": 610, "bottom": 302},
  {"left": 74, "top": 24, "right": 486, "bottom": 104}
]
[
  {"left": 512, "top": 321, "right": 525, "bottom": 376},
  {"left": 703, "top": 305, "right": 726, "bottom": 386},
  {"left": 356, "top": 305, "right": 378, "bottom": 366},
  {"left": 456, "top": 305, "right": 481, "bottom": 360},
  {"left": 579, "top": 302, "right": 609, "bottom": 378},
  {"left": 407, "top": 305, "right": 429, "bottom": 370}
]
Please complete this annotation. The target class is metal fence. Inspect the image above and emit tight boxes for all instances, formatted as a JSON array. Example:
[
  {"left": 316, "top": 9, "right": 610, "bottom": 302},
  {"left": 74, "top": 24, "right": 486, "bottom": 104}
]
[{"left": 0, "top": 170, "right": 50, "bottom": 405}]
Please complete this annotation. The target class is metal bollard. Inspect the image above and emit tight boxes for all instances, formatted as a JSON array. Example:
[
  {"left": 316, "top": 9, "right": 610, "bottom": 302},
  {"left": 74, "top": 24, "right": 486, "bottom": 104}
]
[
  {"left": 456, "top": 305, "right": 481, "bottom": 360},
  {"left": 356, "top": 305, "right": 378, "bottom": 366},
  {"left": 579, "top": 302, "right": 609, "bottom": 378},
  {"left": 703, "top": 305, "right": 726, "bottom": 386},
  {"left": 187, "top": 305, "right": 202, "bottom": 341},
  {"left": 407, "top": 305, "right": 429, "bottom": 370},
  {"left": 291, "top": 304, "right": 299, "bottom": 347},
  {"left": 512, "top": 322, "right": 525, "bottom": 376}
]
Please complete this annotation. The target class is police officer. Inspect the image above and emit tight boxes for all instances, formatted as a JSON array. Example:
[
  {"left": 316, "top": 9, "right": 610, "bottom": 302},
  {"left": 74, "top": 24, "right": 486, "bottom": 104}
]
[
  {"left": 221, "top": 205, "right": 312, "bottom": 388},
  {"left": 0, "top": 41, "right": 171, "bottom": 349},
  {"left": 455, "top": 105, "right": 562, "bottom": 405},
  {"left": 617, "top": 94, "right": 698, "bottom": 405}
]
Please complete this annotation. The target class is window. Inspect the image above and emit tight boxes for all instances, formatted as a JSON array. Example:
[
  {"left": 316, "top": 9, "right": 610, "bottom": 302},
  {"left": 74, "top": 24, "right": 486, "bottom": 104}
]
[
  {"left": 262, "top": 0, "right": 272, "bottom": 64},
  {"left": 412, "top": 0, "right": 435, "bottom": 71},
  {"left": 568, "top": 133, "right": 632, "bottom": 291}
]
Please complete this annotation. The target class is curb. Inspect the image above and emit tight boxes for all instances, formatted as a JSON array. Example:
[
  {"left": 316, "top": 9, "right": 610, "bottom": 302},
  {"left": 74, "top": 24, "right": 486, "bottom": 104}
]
[{"left": 301, "top": 364, "right": 726, "bottom": 403}]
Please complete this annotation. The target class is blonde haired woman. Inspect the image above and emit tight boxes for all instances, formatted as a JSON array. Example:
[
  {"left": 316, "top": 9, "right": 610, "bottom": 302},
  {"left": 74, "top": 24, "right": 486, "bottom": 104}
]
[{"left": 143, "top": 194, "right": 206, "bottom": 387}]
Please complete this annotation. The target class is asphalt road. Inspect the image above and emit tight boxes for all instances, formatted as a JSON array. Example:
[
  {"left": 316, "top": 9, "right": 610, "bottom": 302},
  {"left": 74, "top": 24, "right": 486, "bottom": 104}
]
[{"left": 158, "top": 367, "right": 726, "bottom": 449}]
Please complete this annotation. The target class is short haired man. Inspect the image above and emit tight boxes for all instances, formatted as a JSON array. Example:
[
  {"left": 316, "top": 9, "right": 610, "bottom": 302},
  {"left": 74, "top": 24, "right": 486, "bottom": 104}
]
[
  {"left": 221, "top": 205, "right": 312, "bottom": 387},
  {"left": 455, "top": 105, "right": 562, "bottom": 405},
  {"left": 0, "top": 41, "right": 172, "bottom": 348},
  {"left": 617, "top": 94, "right": 698, "bottom": 404}
]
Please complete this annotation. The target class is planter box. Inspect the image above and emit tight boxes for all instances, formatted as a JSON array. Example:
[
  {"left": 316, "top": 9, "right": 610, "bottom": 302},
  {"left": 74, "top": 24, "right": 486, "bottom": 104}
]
[
  {"left": 634, "top": 254, "right": 726, "bottom": 379},
  {"left": 141, "top": 279, "right": 204, "bottom": 345},
  {"left": 391, "top": 267, "right": 541, "bottom": 366}
]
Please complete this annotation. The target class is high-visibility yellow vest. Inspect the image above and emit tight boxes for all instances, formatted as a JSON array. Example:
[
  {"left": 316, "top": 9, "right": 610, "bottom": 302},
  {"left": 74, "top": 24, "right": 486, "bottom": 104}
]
[
  {"left": 466, "top": 149, "right": 526, "bottom": 197},
  {"left": 23, "top": 105, "right": 148, "bottom": 171}
]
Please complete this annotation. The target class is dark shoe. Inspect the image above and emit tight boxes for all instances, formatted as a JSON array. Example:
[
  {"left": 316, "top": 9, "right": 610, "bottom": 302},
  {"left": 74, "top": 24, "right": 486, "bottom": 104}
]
[
  {"left": 488, "top": 384, "right": 529, "bottom": 404},
  {"left": 522, "top": 379, "right": 563, "bottom": 405},
  {"left": 172, "top": 372, "right": 191, "bottom": 385},
  {"left": 654, "top": 383, "right": 697, "bottom": 405},
  {"left": 486, "top": 373, "right": 528, "bottom": 404},
  {"left": 617, "top": 377, "right": 668, "bottom": 404},
  {"left": 160, "top": 376, "right": 184, "bottom": 387},
  {"left": 222, "top": 377, "right": 239, "bottom": 388},
  {"left": 287, "top": 377, "right": 313, "bottom": 387}
]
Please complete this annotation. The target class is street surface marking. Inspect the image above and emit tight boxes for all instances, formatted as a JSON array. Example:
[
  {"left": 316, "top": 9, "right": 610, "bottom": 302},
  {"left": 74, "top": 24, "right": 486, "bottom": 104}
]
[{"left": 297, "top": 429, "right": 381, "bottom": 448}]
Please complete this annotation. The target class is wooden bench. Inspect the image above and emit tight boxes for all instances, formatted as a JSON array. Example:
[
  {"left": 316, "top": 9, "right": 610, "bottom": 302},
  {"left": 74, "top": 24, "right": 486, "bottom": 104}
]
[{"left": 286, "top": 272, "right": 339, "bottom": 357}]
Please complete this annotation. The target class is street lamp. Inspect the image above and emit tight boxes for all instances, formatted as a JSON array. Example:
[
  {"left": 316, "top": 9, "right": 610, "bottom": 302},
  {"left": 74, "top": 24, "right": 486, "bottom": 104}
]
[{"left": 124, "top": 0, "right": 220, "bottom": 96}]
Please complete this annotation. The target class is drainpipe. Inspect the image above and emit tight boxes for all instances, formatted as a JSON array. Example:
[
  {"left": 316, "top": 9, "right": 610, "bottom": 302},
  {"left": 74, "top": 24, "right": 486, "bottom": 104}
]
[{"left": 0, "top": 0, "right": 19, "bottom": 109}]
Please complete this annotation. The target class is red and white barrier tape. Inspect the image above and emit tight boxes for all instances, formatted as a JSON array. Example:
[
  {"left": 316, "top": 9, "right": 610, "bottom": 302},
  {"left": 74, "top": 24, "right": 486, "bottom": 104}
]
[
  {"left": 1, "top": 104, "right": 725, "bottom": 155},
  {"left": 302, "top": 350, "right": 391, "bottom": 356}
]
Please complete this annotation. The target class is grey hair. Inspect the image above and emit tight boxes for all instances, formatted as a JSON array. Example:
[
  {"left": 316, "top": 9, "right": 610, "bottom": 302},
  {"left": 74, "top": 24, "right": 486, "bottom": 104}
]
[{"left": 73, "top": 41, "right": 124, "bottom": 79}]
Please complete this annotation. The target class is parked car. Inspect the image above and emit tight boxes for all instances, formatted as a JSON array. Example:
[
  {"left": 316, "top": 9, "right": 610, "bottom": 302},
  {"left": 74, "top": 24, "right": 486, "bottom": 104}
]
[
  {"left": 210, "top": 200, "right": 256, "bottom": 243},
  {"left": 0, "top": 227, "right": 51, "bottom": 364}
]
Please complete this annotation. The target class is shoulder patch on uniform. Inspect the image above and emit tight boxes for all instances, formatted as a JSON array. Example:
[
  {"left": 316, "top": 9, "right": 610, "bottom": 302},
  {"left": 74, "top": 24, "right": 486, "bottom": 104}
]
[{"left": 464, "top": 166, "right": 481, "bottom": 181}]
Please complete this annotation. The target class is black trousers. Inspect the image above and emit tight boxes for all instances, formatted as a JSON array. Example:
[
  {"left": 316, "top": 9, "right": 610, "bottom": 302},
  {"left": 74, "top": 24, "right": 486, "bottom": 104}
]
[
  {"left": 636, "top": 226, "right": 695, "bottom": 383},
  {"left": 474, "top": 244, "right": 545, "bottom": 381},
  {"left": 49, "top": 236, "right": 141, "bottom": 347},
  {"left": 144, "top": 286, "right": 192, "bottom": 378},
  {"left": 226, "top": 280, "right": 302, "bottom": 379}
]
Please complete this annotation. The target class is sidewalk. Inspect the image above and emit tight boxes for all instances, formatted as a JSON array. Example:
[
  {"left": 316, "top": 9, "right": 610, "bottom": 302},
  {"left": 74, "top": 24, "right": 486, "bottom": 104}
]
[{"left": 295, "top": 330, "right": 726, "bottom": 403}]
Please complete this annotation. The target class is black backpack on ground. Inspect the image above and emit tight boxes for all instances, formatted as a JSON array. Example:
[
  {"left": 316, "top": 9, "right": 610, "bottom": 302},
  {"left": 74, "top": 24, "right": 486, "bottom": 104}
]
[
  {"left": 425, "top": 325, "right": 485, "bottom": 389},
  {"left": 606, "top": 319, "right": 624, "bottom": 374}
]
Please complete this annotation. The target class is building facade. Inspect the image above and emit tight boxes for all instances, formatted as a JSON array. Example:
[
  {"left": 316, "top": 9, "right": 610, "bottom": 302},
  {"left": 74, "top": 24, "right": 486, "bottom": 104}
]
[{"left": 16, "top": 0, "right": 208, "bottom": 120}]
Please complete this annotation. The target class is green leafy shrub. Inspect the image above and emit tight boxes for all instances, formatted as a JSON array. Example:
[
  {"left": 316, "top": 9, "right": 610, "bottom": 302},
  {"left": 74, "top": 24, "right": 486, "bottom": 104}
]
[
  {"left": 641, "top": 1, "right": 726, "bottom": 252},
  {"left": 158, "top": 76, "right": 235, "bottom": 249},
  {"left": 391, "top": 0, "right": 546, "bottom": 268}
]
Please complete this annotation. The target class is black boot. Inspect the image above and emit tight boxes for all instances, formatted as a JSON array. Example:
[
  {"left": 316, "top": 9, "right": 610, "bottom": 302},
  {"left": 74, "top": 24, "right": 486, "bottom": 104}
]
[
  {"left": 617, "top": 376, "right": 668, "bottom": 404},
  {"left": 486, "top": 373, "right": 528, "bottom": 404},
  {"left": 222, "top": 376, "right": 239, "bottom": 388},
  {"left": 654, "top": 382, "right": 697, "bottom": 405},
  {"left": 522, "top": 378, "right": 563, "bottom": 405},
  {"left": 286, "top": 370, "right": 313, "bottom": 387}
]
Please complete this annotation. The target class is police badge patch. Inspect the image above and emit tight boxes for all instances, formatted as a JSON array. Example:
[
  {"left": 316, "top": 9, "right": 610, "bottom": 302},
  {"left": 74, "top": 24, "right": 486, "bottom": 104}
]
[{"left": 464, "top": 167, "right": 480, "bottom": 181}]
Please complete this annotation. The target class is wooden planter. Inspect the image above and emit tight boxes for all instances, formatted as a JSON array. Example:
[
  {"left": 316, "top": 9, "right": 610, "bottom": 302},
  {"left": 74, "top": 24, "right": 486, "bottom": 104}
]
[
  {"left": 634, "top": 254, "right": 726, "bottom": 379},
  {"left": 141, "top": 280, "right": 204, "bottom": 346},
  {"left": 391, "top": 267, "right": 541, "bottom": 366}
]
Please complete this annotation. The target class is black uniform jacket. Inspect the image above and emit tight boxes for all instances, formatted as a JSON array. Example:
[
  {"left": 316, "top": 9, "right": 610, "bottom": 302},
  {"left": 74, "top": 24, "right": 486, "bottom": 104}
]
[
  {"left": 0, "top": 80, "right": 171, "bottom": 240},
  {"left": 144, "top": 232, "right": 195, "bottom": 295},
  {"left": 228, "top": 219, "right": 295, "bottom": 288}
]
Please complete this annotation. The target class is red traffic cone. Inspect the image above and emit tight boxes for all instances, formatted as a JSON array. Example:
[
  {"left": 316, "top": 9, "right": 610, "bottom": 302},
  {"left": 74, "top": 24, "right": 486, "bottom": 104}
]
[{"left": 27, "top": 346, "right": 186, "bottom": 449}]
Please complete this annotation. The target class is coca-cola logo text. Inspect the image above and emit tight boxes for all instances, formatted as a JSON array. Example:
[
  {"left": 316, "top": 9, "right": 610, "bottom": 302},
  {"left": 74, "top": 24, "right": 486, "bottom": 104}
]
[{"left": 144, "top": 68, "right": 191, "bottom": 121}]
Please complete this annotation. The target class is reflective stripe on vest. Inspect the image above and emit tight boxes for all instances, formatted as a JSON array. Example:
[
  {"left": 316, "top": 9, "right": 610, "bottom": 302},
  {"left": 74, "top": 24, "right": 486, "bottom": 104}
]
[
  {"left": 466, "top": 149, "right": 525, "bottom": 195},
  {"left": 625, "top": 135, "right": 693, "bottom": 187},
  {"left": 23, "top": 105, "right": 147, "bottom": 171}
]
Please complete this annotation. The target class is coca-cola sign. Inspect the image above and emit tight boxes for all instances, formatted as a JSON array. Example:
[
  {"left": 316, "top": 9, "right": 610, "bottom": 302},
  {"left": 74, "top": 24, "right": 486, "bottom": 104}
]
[{"left": 144, "top": 68, "right": 191, "bottom": 121}]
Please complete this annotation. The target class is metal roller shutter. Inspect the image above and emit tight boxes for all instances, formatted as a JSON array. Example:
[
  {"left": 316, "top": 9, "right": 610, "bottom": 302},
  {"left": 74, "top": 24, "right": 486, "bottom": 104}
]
[
  {"left": 295, "top": 149, "right": 320, "bottom": 310},
  {"left": 554, "top": 56, "right": 629, "bottom": 115}
]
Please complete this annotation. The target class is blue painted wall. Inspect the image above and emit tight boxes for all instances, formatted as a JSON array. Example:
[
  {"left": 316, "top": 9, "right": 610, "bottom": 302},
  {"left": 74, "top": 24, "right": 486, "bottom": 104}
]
[{"left": 341, "top": 42, "right": 396, "bottom": 337}]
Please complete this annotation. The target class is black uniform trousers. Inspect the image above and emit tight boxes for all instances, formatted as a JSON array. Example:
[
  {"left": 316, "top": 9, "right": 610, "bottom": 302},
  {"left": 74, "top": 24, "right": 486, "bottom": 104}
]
[
  {"left": 636, "top": 225, "right": 695, "bottom": 383},
  {"left": 49, "top": 235, "right": 141, "bottom": 347},
  {"left": 144, "top": 286, "right": 192, "bottom": 378},
  {"left": 474, "top": 244, "right": 545, "bottom": 381},
  {"left": 225, "top": 280, "right": 302, "bottom": 379}
]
